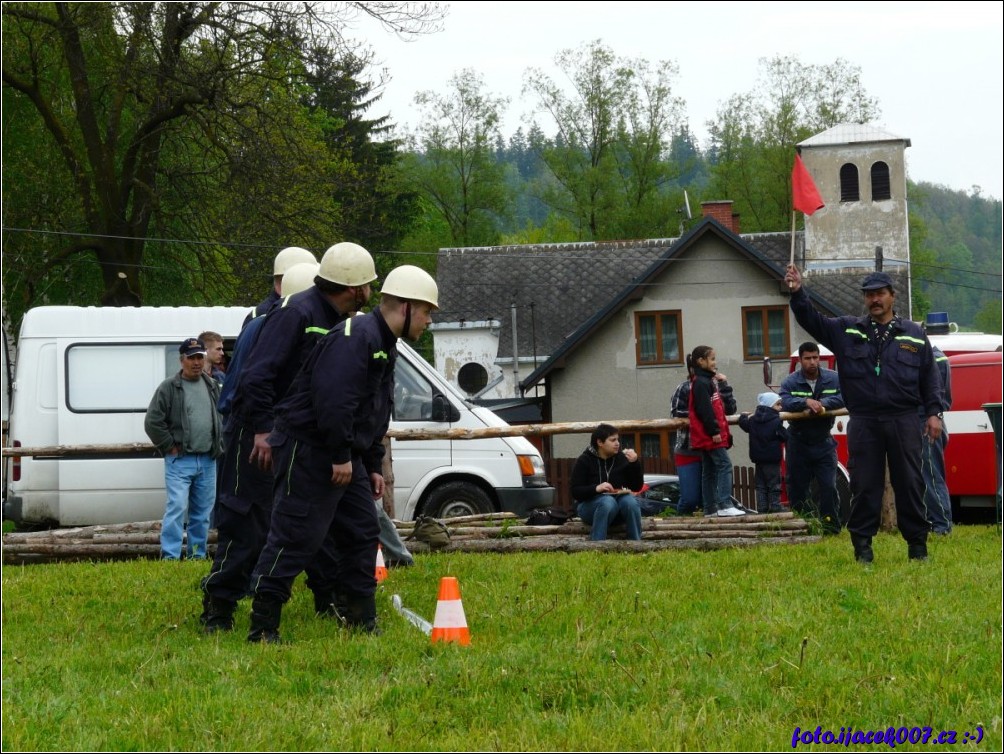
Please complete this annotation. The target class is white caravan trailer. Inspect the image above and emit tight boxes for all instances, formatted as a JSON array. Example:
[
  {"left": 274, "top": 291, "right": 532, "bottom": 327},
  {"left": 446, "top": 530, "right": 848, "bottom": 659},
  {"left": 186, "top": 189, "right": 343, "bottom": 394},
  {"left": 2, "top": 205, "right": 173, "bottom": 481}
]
[{"left": 3, "top": 306, "right": 552, "bottom": 526}]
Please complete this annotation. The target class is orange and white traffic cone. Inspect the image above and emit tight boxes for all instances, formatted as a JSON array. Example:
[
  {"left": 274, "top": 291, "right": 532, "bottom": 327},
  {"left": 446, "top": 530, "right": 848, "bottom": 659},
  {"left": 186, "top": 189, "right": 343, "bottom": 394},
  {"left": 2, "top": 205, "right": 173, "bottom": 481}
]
[
  {"left": 430, "top": 576, "right": 470, "bottom": 645},
  {"left": 375, "top": 544, "right": 388, "bottom": 584}
]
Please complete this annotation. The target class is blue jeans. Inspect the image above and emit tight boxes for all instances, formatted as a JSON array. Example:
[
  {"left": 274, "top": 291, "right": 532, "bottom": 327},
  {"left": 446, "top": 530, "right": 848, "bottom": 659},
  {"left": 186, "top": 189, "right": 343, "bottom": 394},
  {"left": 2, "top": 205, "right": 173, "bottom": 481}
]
[
  {"left": 921, "top": 424, "right": 952, "bottom": 533},
  {"left": 576, "top": 494, "right": 642, "bottom": 540},
  {"left": 700, "top": 448, "right": 733, "bottom": 514},
  {"left": 161, "top": 453, "right": 216, "bottom": 559},
  {"left": 676, "top": 457, "right": 702, "bottom": 515}
]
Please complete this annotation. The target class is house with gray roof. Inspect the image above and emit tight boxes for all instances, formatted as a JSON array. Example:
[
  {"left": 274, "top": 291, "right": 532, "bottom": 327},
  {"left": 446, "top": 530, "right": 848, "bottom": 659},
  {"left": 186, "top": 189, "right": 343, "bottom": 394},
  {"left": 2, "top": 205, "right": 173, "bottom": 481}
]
[{"left": 429, "top": 123, "right": 914, "bottom": 462}]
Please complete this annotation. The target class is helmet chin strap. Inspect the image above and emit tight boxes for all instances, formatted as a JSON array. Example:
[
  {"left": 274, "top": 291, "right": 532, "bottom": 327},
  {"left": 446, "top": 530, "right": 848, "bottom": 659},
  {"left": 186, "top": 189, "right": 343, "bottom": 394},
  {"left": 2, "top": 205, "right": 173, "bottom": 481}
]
[
  {"left": 401, "top": 301, "right": 414, "bottom": 341},
  {"left": 353, "top": 286, "right": 367, "bottom": 312}
]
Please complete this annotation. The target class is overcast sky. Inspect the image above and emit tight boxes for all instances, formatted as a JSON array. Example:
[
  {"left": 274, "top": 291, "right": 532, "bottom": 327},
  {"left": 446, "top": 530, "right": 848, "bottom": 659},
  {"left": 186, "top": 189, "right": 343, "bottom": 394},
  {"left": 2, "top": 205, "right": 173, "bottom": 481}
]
[{"left": 354, "top": 0, "right": 1003, "bottom": 200}]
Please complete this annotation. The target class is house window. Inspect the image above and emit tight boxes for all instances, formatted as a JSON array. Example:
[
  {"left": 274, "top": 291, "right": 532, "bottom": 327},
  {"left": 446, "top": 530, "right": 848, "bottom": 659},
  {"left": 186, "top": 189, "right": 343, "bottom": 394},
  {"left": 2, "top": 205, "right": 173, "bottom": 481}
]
[
  {"left": 840, "top": 163, "right": 860, "bottom": 202},
  {"left": 635, "top": 311, "right": 683, "bottom": 365},
  {"left": 619, "top": 431, "right": 670, "bottom": 460},
  {"left": 742, "top": 306, "right": 790, "bottom": 360},
  {"left": 871, "top": 161, "right": 891, "bottom": 201}
]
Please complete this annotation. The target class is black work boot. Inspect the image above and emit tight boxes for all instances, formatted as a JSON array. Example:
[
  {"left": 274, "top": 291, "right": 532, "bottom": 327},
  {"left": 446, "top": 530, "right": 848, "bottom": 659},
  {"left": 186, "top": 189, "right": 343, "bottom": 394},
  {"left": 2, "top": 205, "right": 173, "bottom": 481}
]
[
  {"left": 247, "top": 596, "right": 283, "bottom": 644},
  {"left": 851, "top": 534, "right": 874, "bottom": 564},
  {"left": 908, "top": 542, "right": 929, "bottom": 561},
  {"left": 199, "top": 590, "right": 212, "bottom": 626},
  {"left": 342, "top": 593, "right": 381, "bottom": 635},
  {"left": 313, "top": 589, "right": 348, "bottom": 621},
  {"left": 203, "top": 596, "right": 237, "bottom": 634}
]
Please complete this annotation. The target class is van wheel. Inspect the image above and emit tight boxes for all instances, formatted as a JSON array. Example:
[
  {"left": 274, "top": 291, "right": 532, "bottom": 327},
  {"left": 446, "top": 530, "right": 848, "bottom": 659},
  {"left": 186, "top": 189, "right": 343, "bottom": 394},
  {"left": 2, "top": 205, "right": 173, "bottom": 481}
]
[{"left": 423, "top": 482, "right": 494, "bottom": 519}]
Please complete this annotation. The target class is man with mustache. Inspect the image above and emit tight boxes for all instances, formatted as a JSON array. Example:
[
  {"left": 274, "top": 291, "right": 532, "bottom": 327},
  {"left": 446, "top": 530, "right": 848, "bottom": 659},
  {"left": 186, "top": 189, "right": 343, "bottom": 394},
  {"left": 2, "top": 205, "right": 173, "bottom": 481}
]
[{"left": 784, "top": 267, "right": 943, "bottom": 565}]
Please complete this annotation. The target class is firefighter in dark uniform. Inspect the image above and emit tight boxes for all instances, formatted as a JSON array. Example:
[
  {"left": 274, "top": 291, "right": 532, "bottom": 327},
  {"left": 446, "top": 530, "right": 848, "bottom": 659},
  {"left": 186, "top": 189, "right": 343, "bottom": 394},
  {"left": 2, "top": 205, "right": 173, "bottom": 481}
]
[
  {"left": 779, "top": 341, "right": 845, "bottom": 532},
  {"left": 199, "top": 244, "right": 376, "bottom": 633},
  {"left": 243, "top": 246, "right": 317, "bottom": 328},
  {"left": 246, "top": 265, "right": 439, "bottom": 643},
  {"left": 784, "top": 266, "right": 943, "bottom": 563}
]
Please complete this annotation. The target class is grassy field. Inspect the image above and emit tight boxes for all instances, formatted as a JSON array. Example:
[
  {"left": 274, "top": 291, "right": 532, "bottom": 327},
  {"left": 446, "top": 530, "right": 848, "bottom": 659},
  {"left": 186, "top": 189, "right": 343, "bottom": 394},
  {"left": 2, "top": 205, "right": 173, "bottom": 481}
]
[{"left": 2, "top": 526, "right": 1001, "bottom": 751}]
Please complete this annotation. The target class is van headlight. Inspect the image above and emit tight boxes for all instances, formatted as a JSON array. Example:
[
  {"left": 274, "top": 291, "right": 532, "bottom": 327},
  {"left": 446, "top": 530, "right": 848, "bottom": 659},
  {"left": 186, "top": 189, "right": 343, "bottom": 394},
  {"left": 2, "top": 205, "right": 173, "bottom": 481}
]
[{"left": 517, "top": 454, "right": 549, "bottom": 488}]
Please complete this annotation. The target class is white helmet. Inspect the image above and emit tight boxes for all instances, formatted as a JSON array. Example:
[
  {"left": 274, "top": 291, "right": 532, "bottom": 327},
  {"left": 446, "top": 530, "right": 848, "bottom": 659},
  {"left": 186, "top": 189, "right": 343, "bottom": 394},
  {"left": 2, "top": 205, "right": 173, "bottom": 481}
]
[
  {"left": 318, "top": 242, "right": 377, "bottom": 287},
  {"left": 273, "top": 246, "right": 316, "bottom": 276},
  {"left": 381, "top": 265, "right": 439, "bottom": 308},
  {"left": 280, "top": 262, "right": 320, "bottom": 296}
]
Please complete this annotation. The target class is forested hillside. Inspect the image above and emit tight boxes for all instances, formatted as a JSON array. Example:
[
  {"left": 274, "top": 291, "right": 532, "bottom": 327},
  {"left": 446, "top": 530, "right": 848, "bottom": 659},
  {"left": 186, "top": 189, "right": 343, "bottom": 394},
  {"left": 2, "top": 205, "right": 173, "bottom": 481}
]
[{"left": 908, "top": 183, "right": 1002, "bottom": 331}]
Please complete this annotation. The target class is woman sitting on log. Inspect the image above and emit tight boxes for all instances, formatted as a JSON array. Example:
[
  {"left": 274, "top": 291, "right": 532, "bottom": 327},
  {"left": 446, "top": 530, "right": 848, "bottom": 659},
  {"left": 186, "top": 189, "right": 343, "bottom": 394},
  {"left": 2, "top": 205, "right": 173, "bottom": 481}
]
[{"left": 570, "top": 423, "right": 643, "bottom": 541}]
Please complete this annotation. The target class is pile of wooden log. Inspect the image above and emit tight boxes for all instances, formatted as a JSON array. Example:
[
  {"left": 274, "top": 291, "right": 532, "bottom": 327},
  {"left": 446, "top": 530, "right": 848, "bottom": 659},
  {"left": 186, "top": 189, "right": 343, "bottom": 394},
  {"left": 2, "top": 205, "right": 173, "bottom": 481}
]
[
  {"left": 400, "top": 510, "right": 818, "bottom": 553},
  {"left": 2, "top": 511, "right": 818, "bottom": 564}
]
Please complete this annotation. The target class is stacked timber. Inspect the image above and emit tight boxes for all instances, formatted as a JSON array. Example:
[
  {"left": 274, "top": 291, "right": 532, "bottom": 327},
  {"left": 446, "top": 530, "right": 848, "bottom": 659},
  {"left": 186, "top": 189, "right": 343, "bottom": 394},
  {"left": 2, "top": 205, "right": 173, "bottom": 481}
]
[
  {"left": 2, "top": 511, "right": 818, "bottom": 564},
  {"left": 400, "top": 510, "right": 820, "bottom": 553}
]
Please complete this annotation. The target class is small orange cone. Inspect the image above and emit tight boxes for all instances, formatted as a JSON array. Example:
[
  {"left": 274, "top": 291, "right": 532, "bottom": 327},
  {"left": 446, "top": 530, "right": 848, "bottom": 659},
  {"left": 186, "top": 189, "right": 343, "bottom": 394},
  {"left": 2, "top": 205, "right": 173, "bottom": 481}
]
[
  {"left": 430, "top": 576, "right": 470, "bottom": 645},
  {"left": 375, "top": 544, "right": 388, "bottom": 584}
]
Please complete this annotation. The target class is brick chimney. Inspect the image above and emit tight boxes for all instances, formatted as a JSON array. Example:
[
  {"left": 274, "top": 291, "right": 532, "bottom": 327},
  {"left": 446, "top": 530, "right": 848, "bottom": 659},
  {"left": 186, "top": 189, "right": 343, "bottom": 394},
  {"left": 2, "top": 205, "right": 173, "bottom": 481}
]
[{"left": 700, "top": 200, "right": 741, "bottom": 234}]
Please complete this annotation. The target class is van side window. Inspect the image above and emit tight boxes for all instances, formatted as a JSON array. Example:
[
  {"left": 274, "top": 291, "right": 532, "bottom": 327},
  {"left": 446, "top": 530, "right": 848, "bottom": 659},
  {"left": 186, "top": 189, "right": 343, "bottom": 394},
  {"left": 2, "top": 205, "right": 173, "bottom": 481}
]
[
  {"left": 66, "top": 344, "right": 170, "bottom": 412},
  {"left": 393, "top": 356, "right": 434, "bottom": 422}
]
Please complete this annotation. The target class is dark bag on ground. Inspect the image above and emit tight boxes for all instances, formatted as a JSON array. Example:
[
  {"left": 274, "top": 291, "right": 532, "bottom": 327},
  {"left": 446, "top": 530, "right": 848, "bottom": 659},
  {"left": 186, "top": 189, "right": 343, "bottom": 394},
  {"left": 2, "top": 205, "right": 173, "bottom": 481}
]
[
  {"left": 525, "top": 506, "right": 573, "bottom": 526},
  {"left": 407, "top": 516, "right": 451, "bottom": 549}
]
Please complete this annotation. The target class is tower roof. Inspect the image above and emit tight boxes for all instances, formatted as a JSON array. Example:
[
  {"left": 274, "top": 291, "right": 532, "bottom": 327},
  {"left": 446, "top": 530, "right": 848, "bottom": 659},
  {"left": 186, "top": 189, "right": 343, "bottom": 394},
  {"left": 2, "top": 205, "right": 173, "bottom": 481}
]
[{"left": 798, "top": 123, "right": 911, "bottom": 148}]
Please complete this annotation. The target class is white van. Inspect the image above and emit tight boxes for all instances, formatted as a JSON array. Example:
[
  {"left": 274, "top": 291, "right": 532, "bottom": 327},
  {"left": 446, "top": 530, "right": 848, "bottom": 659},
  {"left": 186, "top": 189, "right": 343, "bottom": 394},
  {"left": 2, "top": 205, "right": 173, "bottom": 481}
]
[{"left": 3, "top": 306, "right": 553, "bottom": 527}]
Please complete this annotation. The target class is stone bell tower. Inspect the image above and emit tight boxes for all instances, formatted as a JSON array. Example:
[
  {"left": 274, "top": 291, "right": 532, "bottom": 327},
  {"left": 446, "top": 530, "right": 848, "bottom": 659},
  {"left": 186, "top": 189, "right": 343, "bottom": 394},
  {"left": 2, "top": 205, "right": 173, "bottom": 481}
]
[{"left": 797, "top": 124, "right": 911, "bottom": 274}]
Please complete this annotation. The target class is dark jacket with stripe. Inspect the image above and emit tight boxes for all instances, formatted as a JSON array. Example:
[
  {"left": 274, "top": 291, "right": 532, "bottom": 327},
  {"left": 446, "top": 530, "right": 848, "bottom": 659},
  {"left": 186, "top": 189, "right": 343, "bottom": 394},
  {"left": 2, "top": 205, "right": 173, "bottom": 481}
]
[
  {"left": 789, "top": 288, "right": 942, "bottom": 419},
  {"left": 779, "top": 366, "right": 844, "bottom": 444},
  {"left": 235, "top": 287, "right": 345, "bottom": 434},
  {"left": 242, "top": 288, "right": 281, "bottom": 329},
  {"left": 273, "top": 309, "right": 397, "bottom": 475}
]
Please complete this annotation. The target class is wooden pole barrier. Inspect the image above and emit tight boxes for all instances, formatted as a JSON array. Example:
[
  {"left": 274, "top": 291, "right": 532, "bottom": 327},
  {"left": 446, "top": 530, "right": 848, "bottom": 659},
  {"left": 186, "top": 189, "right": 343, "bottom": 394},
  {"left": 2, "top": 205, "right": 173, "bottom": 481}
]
[{"left": 1, "top": 410, "right": 849, "bottom": 457}]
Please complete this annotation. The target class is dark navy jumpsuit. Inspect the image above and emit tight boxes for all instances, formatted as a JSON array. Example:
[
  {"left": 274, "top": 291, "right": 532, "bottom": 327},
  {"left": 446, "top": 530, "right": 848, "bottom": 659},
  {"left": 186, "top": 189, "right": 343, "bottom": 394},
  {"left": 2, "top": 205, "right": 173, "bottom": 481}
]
[
  {"left": 779, "top": 365, "right": 844, "bottom": 525},
  {"left": 242, "top": 288, "right": 280, "bottom": 329},
  {"left": 203, "top": 287, "right": 345, "bottom": 605},
  {"left": 251, "top": 308, "right": 394, "bottom": 604},
  {"left": 789, "top": 287, "right": 942, "bottom": 545}
]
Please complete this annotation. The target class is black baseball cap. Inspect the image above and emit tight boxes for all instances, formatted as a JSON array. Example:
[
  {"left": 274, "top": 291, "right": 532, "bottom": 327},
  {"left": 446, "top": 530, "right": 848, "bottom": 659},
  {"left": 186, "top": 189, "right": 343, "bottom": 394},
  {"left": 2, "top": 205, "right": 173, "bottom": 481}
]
[
  {"left": 179, "top": 337, "right": 207, "bottom": 357},
  {"left": 860, "top": 272, "right": 894, "bottom": 292}
]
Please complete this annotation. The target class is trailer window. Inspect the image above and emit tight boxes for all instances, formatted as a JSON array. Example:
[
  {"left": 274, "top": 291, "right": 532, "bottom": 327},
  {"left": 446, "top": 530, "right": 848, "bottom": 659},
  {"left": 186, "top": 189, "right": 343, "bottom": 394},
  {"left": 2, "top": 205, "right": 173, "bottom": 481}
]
[{"left": 66, "top": 344, "right": 173, "bottom": 411}]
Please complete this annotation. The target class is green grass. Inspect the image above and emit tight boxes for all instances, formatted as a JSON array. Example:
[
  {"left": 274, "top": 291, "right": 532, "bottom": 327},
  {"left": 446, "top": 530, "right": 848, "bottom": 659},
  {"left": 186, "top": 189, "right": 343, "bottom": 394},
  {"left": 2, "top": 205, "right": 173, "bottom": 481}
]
[{"left": 3, "top": 527, "right": 1001, "bottom": 751}]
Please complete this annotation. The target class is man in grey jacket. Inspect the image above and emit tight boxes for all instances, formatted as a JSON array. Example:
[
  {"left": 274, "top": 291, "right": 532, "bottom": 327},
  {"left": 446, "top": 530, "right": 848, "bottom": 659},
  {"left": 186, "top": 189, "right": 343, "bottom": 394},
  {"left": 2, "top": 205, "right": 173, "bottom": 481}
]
[{"left": 145, "top": 337, "right": 223, "bottom": 560}]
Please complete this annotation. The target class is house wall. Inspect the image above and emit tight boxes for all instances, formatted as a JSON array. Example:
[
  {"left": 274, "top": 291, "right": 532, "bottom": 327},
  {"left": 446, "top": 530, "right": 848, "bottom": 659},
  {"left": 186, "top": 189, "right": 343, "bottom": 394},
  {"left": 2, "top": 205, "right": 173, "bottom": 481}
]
[
  {"left": 802, "top": 140, "right": 910, "bottom": 271},
  {"left": 430, "top": 321, "right": 514, "bottom": 399},
  {"left": 548, "top": 238, "right": 805, "bottom": 461}
]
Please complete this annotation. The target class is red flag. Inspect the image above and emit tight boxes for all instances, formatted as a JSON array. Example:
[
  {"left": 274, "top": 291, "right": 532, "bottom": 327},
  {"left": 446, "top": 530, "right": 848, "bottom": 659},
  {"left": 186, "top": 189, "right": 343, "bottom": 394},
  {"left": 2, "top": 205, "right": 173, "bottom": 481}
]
[{"left": 792, "top": 153, "right": 825, "bottom": 215}]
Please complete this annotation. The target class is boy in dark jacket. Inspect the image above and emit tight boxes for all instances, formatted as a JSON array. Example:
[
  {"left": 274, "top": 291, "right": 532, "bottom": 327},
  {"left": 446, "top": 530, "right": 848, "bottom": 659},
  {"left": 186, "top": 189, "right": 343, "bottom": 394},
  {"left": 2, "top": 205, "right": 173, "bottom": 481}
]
[{"left": 738, "top": 392, "right": 788, "bottom": 513}]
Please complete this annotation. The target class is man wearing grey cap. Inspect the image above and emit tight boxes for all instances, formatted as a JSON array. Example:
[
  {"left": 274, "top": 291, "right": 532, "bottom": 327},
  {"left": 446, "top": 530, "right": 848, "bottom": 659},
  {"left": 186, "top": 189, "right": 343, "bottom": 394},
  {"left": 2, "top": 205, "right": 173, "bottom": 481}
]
[{"left": 784, "top": 266, "right": 943, "bottom": 564}]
